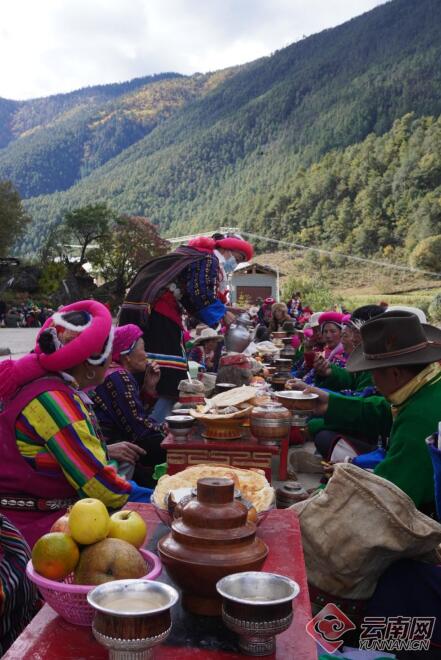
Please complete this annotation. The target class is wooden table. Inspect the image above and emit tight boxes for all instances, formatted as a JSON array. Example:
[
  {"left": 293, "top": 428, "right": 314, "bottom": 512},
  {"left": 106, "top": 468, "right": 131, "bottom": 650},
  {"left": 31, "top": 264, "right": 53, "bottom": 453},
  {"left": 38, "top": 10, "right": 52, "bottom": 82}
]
[
  {"left": 161, "top": 430, "right": 289, "bottom": 483},
  {"left": 5, "top": 504, "right": 315, "bottom": 659}
]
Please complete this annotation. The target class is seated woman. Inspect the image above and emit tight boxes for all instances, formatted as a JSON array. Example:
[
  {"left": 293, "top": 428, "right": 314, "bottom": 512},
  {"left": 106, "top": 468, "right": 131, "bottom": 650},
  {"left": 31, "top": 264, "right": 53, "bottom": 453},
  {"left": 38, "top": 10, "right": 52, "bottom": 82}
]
[
  {"left": 0, "top": 301, "right": 152, "bottom": 548},
  {"left": 318, "top": 311, "right": 347, "bottom": 368},
  {"left": 268, "top": 302, "right": 291, "bottom": 333},
  {"left": 0, "top": 514, "right": 38, "bottom": 655},
  {"left": 187, "top": 327, "right": 223, "bottom": 371},
  {"left": 91, "top": 324, "right": 166, "bottom": 481},
  {"left": 308, "top": 306, "right": 386, "bottom": 459}
]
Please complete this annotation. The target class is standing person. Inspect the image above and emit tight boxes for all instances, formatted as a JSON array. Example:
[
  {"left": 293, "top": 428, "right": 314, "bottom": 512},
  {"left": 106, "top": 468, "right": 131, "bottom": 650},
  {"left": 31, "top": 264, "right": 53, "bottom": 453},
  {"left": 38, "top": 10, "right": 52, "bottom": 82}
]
[
  {"left": 287, "top": 291, "right": 302, "bottom": 317},
  {"left": 0, "top": 299, "right": 6, "bottom": 326},
  {"left": 0, "top": 301, "right": 153, "bottom": 547},
  {"left": 119, "top": 235, "right": 253, "bottom": 419}
]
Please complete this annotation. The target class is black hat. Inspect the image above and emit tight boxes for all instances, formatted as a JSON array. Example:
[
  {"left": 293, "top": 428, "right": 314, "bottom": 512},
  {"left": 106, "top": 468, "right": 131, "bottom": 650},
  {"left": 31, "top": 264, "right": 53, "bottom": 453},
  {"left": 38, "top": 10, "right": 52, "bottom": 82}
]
[{"left": 346, "top": 311, "right": 441, "bottom": 372}]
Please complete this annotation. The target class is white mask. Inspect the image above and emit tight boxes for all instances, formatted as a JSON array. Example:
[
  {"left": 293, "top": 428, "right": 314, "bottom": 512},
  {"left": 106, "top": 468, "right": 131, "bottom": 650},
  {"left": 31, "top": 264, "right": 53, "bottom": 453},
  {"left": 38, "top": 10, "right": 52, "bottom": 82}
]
[{"left": 223, "top": 256, "right": 237, "bottom": 273}]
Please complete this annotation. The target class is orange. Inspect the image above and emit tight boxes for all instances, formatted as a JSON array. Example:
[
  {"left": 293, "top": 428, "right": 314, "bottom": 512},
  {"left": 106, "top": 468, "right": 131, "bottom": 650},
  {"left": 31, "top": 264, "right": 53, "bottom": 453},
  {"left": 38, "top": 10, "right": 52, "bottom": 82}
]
[{"left": 32, "top": 532, "right": 80, "bottom": 580}]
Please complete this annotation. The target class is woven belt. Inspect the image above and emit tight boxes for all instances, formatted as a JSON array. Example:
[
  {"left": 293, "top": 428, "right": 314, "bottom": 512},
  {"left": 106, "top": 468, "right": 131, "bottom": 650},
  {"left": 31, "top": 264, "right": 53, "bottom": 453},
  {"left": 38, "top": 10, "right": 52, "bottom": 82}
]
[{"left": 0, "top": 495, "right": 77, "bottom": 512}]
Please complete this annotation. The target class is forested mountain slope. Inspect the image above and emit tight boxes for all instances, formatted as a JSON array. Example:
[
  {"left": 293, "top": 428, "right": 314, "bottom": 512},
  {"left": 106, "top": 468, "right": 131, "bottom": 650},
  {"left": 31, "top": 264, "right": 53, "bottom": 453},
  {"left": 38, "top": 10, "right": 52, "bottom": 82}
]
[
  {"left": 0, "top": 70, "right": 239, "bottom": 198},
  {"left": 3, "top": 0, "right": 440, "bottom": 256}
]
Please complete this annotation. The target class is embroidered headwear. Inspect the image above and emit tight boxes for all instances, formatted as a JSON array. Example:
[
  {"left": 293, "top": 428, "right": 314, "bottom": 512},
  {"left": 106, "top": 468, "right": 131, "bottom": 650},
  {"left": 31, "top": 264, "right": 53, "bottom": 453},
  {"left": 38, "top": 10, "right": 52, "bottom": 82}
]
[
  {"left": 187, "top": 236, "right": 253, "bottom": 262},
  {"left": 112, "top": 324, "right": 143, "bottom": 362},
  {"left": 318, "top": 311, "right": 345, "bottom": 331},
  {"left": 0, "top": 300, "right": 113, "bottom": 402}
]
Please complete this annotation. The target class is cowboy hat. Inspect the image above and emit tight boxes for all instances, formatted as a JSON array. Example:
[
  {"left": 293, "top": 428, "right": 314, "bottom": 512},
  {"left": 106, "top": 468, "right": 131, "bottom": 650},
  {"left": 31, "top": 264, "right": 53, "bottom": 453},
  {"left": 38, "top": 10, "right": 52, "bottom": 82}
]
[
  {"left": 347, "top": 311, "right": 441, "bottom": 372},
  {"left": 385, "top": 305, "right": 427, "bottom": 324},
  {"left": 193, "top": 327, "right": 224, "bottom": 346}
]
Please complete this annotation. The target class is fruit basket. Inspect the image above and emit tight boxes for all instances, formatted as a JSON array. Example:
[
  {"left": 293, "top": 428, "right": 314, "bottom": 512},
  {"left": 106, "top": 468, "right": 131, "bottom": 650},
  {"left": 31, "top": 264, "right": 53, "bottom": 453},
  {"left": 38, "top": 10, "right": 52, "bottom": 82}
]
[{"left": 26, "top": 548, "right": 161, "bottom": 626}]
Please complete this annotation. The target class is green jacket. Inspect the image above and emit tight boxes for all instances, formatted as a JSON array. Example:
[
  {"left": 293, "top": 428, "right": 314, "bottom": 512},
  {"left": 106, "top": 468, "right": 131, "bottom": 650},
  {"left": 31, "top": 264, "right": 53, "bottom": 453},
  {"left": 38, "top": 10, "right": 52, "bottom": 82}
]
[
  {"left": 324, "top": 374, "right": 441, "bottom": 509},
  {"left": 316, "top": 363, "right": 373, "bottom": 392},
  {"left": 308, "top": 365, "right": 374, "bottom": 437}
]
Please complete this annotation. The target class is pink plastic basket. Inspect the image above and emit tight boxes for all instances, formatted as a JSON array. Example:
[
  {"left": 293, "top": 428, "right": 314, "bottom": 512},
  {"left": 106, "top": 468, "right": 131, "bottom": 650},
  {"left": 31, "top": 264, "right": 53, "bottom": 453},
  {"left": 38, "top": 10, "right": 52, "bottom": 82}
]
[{"left": 26, "top": 548, "right": 162, "bottom": 626}]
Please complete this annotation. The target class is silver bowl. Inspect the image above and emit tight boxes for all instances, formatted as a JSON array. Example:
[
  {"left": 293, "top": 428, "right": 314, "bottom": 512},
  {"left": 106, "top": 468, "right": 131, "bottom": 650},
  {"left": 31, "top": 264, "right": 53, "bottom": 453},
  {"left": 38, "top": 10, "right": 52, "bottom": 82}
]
[
  {"left": 274, "top": 390, "right": 318, "bottom": 413},
  {"left": 165, "top": 415, "right": 194, "bottom": 442},
  {"left": 216, "top": 572, "right": 299, "bottom": 656},
  {"left": 88, "top": 579, "right": 179, "bottom": 659},
  {"left": 169, "top": 407, "right": 194, "bottom": 415}
]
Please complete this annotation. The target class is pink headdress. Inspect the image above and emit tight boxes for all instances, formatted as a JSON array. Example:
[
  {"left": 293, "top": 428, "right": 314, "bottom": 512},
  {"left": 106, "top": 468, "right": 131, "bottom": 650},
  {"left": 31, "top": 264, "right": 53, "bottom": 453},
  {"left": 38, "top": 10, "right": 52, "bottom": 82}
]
[
  {"left": 112, "top": 324, "right": 143, "bottom": 362},
  {"left": 0, "top": 300, "right": 113, "bottom": 403},
  {"left": 318, "top": 311, "right": 345, "bottom": 330},
  {"left": 187, "top": 236, "right": 254, "bottom": 261}
]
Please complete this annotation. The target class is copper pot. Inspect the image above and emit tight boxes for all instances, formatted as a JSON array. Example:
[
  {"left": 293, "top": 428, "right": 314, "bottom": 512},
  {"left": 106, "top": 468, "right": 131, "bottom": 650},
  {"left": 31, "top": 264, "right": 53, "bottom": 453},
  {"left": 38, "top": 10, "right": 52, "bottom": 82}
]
[
  {"left": 158, "top": 478, "right": 268, "bottom": 616},
  {"left": 276, "top": 481, "right": 309, "bottom": 509},
  {"left": 273, "top": 358, "right": 292, "bottom": 370},
  {"left": 270, "top": 372, "right": 291, "bottom": 391},
  {"left": 250, "top": 403, "right": 291, "bottom": 445}
]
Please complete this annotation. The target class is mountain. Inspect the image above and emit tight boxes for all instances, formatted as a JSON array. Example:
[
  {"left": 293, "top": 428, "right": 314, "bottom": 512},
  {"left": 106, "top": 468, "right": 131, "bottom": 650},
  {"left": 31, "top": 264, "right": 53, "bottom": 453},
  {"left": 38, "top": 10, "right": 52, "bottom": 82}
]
[
  {"left": 2, "top": 0, "right": 441, "bottom": 258},
  {"left": 0, "top": 70, "right": 239, "bottom": 199}
]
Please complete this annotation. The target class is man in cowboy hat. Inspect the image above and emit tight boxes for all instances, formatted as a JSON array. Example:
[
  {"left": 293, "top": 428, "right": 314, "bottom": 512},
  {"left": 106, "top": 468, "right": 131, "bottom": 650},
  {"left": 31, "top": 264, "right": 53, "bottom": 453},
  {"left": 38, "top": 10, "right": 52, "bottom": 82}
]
[{"left": 300, "top": 310, "right": 441, "bottom": 512}]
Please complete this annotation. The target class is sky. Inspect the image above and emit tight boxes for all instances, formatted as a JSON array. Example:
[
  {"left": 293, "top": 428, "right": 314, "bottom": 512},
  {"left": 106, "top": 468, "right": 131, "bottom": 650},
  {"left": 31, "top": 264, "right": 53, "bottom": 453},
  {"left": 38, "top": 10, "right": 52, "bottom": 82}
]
[{"left": 1, "top": 0, "right": 385, "bottom": 100}]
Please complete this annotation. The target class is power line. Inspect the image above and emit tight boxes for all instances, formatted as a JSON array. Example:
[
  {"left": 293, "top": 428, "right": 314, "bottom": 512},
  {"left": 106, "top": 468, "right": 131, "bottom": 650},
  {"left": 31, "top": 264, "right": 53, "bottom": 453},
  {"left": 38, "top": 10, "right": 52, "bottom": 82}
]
[{"left": 240, "top": 230, "right": 441, "bottom": 280}]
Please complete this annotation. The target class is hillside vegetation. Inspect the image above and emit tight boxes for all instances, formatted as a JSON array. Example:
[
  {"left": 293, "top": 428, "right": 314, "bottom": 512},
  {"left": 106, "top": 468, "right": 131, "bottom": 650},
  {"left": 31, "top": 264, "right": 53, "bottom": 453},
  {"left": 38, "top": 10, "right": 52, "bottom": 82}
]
[
  {"left": 0, "top": 69, "right": 237, "bottom": 198},
  {"left": 0, "top": 0, "right": 440, "bottom": 261}
]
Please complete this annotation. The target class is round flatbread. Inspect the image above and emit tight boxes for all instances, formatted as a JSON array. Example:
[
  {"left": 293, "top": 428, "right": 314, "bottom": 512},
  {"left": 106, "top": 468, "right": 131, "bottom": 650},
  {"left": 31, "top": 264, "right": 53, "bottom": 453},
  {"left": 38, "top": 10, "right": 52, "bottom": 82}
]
[
  {"left": 209, "top": 386, "right": 257, "bottom": 408},
  {"left": 152, "top": 464, "right": 274, "bottom": 513}
]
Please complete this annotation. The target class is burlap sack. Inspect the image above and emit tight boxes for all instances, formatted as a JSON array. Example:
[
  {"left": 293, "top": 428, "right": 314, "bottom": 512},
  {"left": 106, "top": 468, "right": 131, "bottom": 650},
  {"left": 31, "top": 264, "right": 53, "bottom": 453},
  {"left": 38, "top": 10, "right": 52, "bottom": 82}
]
[{"left": 291, "top": 462, "right": 441, "bottom": 599}]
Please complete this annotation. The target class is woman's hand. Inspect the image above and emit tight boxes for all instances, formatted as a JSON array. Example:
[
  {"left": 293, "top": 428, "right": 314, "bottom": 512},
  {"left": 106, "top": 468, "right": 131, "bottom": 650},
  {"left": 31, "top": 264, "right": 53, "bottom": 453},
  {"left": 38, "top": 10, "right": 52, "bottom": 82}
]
[
  {"left": 285, "top": 378, "right": 308, "bottom": 391},
  {"left": 314, "top": 354, "right": 331, "bottom": 377},
  {"left": 223, "top": 310, "right": 236, "bottom": 326},
  {"left": 285, "top": 380, "right": 330, "bottom": 417},
  {"left": 108, "top": 442, "right": 146, "bottom": 464},
  {"left": 142, "top": 361, "right": 161, "bottom": 395}
]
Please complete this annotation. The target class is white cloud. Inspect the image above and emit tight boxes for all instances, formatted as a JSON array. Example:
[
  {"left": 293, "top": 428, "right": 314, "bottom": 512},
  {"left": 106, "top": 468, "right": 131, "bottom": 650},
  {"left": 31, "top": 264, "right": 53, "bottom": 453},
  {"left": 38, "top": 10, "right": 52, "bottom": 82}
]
[{"left": 1, "top": 0, "right": 385, "bottom": 100}]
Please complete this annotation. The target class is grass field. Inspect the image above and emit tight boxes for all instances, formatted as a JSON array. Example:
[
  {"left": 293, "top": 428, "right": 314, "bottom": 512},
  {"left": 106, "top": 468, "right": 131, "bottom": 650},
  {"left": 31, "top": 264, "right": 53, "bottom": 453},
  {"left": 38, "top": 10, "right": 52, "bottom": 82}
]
[{"left": 255, "top": 251, "right": 441, "bottom": 317}]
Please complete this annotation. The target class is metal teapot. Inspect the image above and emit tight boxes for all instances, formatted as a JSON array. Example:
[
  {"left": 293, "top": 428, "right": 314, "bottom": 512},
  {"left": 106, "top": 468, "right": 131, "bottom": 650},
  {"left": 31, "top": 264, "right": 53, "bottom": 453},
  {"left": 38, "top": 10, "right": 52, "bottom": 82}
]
[{"left": 224, "top": 313, "right": 252, "bottom": 353}]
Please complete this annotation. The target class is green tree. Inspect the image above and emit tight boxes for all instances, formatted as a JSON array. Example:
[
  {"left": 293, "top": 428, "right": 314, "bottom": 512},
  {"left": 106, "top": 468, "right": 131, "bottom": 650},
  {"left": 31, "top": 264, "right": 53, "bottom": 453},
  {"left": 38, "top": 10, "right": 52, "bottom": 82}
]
[
  {"left": 63, "top": 203, "right": 116, "bottom": 265},
  {"left": 38, "top": 262, "right": 67, "bottom": 294},
  {"left": 90, "top": 215, "right": 170, "bottom": 297},
  {"left": 0, "top": 180, "right": 29, "bottom": 256},
  {"left": 409, "top": 235, "right": 441, "bottom": 274}
]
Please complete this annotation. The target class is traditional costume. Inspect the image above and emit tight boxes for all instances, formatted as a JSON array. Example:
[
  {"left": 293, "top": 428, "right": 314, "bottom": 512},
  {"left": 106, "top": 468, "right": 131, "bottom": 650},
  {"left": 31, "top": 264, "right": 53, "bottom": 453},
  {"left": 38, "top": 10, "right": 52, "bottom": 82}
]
[
  {"left": 119, "top": 236, "right": 253, "bottom": 398},
  {"left": 0, "top": 301, "right": 151, "bottom": 547},
  {"left": 323, "top": 311, "right": 441, "bottom": 511}
]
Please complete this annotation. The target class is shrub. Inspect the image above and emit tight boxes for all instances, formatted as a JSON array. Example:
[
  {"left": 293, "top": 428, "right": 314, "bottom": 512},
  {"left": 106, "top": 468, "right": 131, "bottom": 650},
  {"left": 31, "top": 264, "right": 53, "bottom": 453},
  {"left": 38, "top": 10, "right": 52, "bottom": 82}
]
[{"left": 409, "top": 236, "right": 441, "bottom": 274}]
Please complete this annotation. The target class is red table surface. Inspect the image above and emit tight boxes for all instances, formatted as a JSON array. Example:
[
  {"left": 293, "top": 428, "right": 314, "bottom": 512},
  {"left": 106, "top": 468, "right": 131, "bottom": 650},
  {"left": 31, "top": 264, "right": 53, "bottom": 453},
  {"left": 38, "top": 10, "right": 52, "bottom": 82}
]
[{"left": 5, "top": 505, "right": 316, "bottom": 660}]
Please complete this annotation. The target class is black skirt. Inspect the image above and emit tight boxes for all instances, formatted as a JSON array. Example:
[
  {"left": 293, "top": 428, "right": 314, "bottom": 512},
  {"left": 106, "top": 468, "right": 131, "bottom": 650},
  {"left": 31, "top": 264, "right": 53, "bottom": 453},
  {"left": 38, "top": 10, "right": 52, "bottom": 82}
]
[{"left": 144, "top": 310, "right": 188, "bottom": 397}]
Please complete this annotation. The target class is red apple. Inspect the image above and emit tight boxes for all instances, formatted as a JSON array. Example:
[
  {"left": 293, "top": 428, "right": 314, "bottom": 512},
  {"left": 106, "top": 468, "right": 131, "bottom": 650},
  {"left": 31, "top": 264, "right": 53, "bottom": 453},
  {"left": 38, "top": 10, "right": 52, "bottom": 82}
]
[
  {"left": 50, "top": 513, "right": 71, "bottom": 535},
  {"left": 107, "top": 511, "right": 147, "bottom": 548}
]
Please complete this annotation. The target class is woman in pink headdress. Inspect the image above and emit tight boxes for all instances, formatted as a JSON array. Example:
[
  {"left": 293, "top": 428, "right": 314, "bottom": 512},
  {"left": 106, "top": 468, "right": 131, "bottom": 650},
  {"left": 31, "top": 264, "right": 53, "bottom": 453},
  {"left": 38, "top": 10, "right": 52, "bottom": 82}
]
[
  {"left": 318, "top": 311, "right": 348, "bottom": 368},
  {"left": 0, "top": 301, "right": 153, "bottom": 548},
  {"left": 91, "top": 324, "right": 166, "bottom": 484}
]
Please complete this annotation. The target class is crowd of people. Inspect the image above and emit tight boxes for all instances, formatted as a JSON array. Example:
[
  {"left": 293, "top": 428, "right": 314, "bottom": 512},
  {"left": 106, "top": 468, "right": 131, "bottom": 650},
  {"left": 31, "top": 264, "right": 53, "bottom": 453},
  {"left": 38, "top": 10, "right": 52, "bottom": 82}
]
[
  {"left": 1, "top": 232, "right": 440, "bottom": 655},
  {"left": 0, "top": 299, "right": 53, "bottom": 328}
]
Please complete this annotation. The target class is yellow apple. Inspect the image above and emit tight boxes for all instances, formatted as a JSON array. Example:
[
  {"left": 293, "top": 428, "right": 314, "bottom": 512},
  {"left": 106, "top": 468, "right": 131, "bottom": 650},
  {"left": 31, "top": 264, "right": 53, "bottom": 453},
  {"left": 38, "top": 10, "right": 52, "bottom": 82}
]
[
  {"left": 107, "top": 510, "right": 147, "bottom": 548},
  {"left": 68, "top": 498, "right": 110, "bottom": 545}
]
